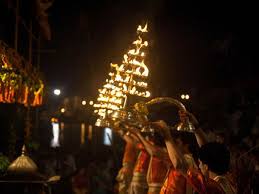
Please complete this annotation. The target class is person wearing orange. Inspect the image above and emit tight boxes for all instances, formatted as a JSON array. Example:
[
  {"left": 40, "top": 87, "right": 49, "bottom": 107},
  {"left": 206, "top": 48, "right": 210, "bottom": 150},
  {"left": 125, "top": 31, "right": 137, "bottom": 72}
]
[
  {"left": 147, "top": 153, "right": 171, "bottom": 194},
  {"left": 128, "top": 142, "right": 150, "bottom": 194},
  {"left": 127, "top": 125, "right": 171, "bottom": 194},
  {"left": 159, "top": 130, "right": 198, "bottom": 194},
  {"left": 116, "top": 131, "right": 138, "bottom": 194},
  {"left": 117, "top": 130, "right": 150, "bottom": 194},
  {"left": 153, "top": 117, "right": 236, "bottom": 194},
  {"left": 186, "top": 111, "right": 236, "bottom": 194}
]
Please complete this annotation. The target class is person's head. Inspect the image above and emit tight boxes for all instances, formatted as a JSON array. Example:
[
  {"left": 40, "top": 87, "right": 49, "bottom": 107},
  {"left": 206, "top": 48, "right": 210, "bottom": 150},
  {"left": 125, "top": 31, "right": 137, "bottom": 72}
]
[
  {"left": 198, "top": 142, "right": 230, "bottom": 177},
  {"left": 140, "top": 126, "right": 155, "bottom": 141},
  {"left": 148, "top": 131, "right": 166, "bottom": 147},
  {"left": 140, "top": 123, "right": 166, "bottom": 147},
  {"left": 171, "top": 130, "right": 199, "bottom": 156}
]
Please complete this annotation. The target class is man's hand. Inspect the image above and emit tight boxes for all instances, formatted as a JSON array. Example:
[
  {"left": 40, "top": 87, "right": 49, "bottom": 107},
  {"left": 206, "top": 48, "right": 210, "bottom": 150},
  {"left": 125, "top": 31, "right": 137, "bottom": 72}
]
[
  {"left": 186, "top": 111, "right": 199, "bottom": 128},
  {"left": 151, "top": 120, "right": 171, "bottom": 138},
  {"left": 126, "top": 125, "right": 140, "bottom": 135},
  {"left": 179, "top": 110, "right": 199, "bottom": 129}
]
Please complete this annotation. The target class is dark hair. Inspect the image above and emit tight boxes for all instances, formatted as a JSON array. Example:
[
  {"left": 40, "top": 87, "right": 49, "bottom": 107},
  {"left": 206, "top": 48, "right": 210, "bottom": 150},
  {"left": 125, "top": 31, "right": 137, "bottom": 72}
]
[
  {"left": 140, "top": 130, "right": 166, "bottom": 147},
  {"left": 171, "top": 130, "right": 199, "bottom": 161},
  {"left": 198, "top": 142, "right": 230, "bottom": 175},
  {"left": 151, "top": 131, "right": 166, "bottom": 147}
]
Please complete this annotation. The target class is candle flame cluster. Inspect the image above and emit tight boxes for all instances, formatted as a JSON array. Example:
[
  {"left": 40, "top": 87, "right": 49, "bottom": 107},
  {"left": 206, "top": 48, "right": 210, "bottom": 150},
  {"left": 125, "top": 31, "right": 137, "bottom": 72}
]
[{"left": 92, "top": 23, "right": 150, "bottom": 121}]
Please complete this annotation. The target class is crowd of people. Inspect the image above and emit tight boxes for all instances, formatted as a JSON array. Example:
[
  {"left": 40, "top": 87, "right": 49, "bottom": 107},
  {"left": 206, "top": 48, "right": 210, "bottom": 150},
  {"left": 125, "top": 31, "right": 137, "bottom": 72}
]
[
  {"left": 36, "top": 97, "right": 259, "bottom": 194},
  {"left": 114, "top": 108, "right": 259, "bottom": 194},
  {"left": 37, "top": 149, "right": 118, "bottom": 194}
]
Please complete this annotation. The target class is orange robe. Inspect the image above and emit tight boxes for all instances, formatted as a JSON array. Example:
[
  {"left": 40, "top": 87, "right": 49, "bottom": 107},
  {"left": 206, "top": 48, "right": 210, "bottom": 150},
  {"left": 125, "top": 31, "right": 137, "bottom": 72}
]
[
  {"left": 160, "top": 168, "right": 186, "bottom": 194},
  {"left": 117, "top": 142, "right": 138, "bottom": 194},
  {"left": 123, "top": 142, "right": 138, "bottom": 165},
  {"left": 133, "top": 144, "right": 150, "bottom": 174},
  {"left": 186, "top": 169, "right": 226, "bottom": 194},
  {"left": 160, "top": 168, "right": 226, "bottom": 194},
  {"left": 147, "top": 154, "right": 171, "bottom": 194},
  {"left": 129, "top": 144, "right": 150, "bottom": 194},
  {"left": 160, "top": 154, "right": 197, "bottom": 194}
]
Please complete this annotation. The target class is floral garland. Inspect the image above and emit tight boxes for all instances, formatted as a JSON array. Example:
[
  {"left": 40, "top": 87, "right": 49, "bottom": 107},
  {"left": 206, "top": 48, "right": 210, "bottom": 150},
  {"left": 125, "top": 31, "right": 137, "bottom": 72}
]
[{"left": 0, "top": 40, "right": 44, "bottom": 106}]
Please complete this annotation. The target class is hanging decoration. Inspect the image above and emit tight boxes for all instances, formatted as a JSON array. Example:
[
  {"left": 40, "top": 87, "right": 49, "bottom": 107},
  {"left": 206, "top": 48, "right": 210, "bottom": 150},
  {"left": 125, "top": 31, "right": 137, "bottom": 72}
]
[{"left": 0, "top": 40, "right": 44, "bottom": 106}]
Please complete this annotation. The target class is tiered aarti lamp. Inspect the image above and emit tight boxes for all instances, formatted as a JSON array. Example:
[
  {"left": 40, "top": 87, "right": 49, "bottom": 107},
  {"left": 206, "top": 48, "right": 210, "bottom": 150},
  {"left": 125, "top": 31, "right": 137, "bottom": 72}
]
[
  {"left": 92, "top": 23, "right": 151, "bottom": 127},
  {"left": 109, "top": 23, "right": 150, "bottom": 98},
  {"left": 93, "top": 76, "right": 126, "bottom": 127}
]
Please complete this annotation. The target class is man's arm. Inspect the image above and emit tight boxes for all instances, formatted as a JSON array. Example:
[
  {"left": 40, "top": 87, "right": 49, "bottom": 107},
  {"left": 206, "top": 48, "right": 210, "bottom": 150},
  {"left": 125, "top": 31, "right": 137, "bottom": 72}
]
[
  {"left": 123, "top": 131, "right": 139, "bottom": 146},
  {"left": 194, "top": 128, "right": 208, "bottom": 147},
  {"left": 113, "top": 125, "right": 139, "bottom": 146},
  {"left": 134, "top": 130, "right": 166, "bottom": 157},
  {"left": 185, "top": 111, "right": 208, "bottom": 147},
  {"left": 125, "top": 126, "right": 154, "bottom": 155},
  {"left": 153, "top": 121, "right": 188, "bottom": 171}
]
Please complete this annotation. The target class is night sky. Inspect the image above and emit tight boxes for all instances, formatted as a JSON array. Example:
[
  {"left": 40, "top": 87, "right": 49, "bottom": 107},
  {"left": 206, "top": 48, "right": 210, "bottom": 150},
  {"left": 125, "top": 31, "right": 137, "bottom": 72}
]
[{"left": 2, "top": 0, "right": 259, "bottom": 98}]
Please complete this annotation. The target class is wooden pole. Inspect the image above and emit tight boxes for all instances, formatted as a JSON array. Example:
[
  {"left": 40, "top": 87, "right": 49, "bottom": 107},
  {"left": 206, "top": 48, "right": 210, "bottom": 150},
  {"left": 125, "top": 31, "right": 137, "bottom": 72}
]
[
  {"left": 37, "top": 35, "right": 41, "bottom": 68},
  {"left": 24, "top": 105, "right": 31, "bottom": 144},
  {"left": 14, "top": 0, "right": 19, "bottom": 51},
  {"left": 29, "top": 21, "right": 32, "bottom": 64}
]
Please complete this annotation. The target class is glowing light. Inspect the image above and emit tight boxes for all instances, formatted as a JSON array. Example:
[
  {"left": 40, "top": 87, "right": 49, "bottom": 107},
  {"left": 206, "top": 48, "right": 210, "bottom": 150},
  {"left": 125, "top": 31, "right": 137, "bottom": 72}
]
[
  {"left": 104, "top": 127, "right": 112, "bottom": 146},
  {"left": 82, "top": 100, "right": 86, "bottom": 105},
  {"left": 181, "top": 94, "right": 190, "bottom": 100},
  {"left": 51, "top": 117, "right": 58, "bottom": 123},
  {"left": 61, "top": 108, "right": 65, "bottom": 113},
  {"left": 51, "top": 121, "right": 60, "bottom": 147},
  {"left": 137, "top": 23, "right": 148, "bottom": 32},
  {"left": 89, "top": 101, "right": 94, "bottom": 105},
  {"left": 81, "top": 123, "right": 86, "bottom": 145},
  {"left": 145, "top": 91, "right": 151, "bottom": 98},
  {"left": 91, "top": 23, "right": 151, "bottom": 123},
  {"left": 60, "top": 122, "right": 64, "bottom": 143},
  {"left": 53, "top": 89, "right": 61, "bottom": 96},
  {"left": 88, "top": 125, "right": 93, "bottom": 140}
]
